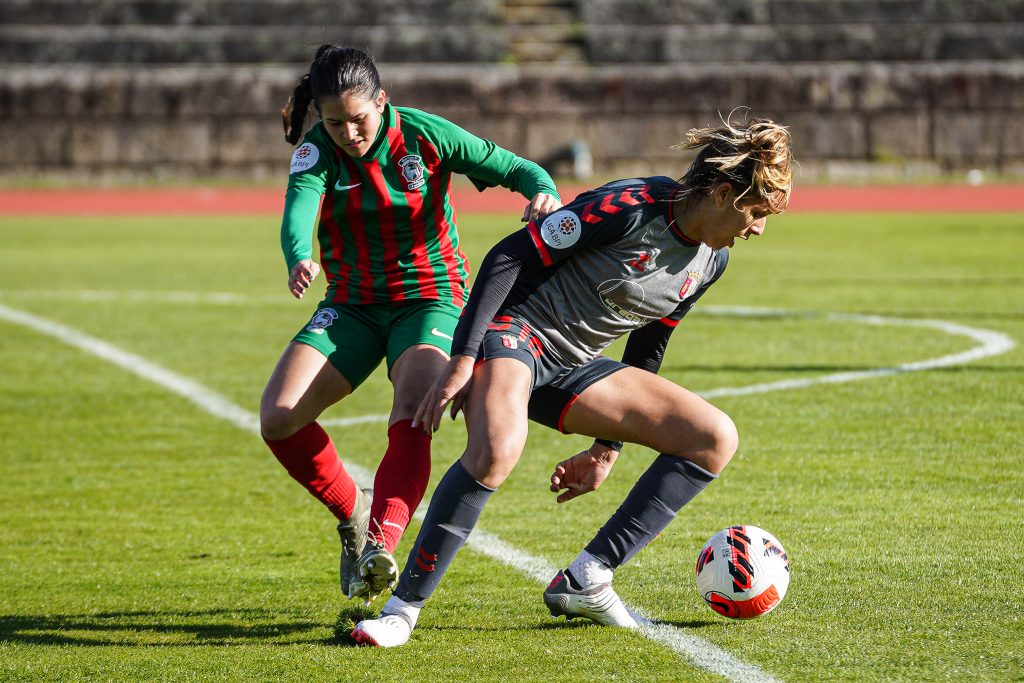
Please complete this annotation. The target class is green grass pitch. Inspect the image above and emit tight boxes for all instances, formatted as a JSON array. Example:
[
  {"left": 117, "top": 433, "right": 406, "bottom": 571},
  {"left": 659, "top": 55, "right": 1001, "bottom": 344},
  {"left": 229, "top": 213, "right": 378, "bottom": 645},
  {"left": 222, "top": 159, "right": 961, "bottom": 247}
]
[{"left": 1, "top": 210, "right": 1022, "bottom": 681}]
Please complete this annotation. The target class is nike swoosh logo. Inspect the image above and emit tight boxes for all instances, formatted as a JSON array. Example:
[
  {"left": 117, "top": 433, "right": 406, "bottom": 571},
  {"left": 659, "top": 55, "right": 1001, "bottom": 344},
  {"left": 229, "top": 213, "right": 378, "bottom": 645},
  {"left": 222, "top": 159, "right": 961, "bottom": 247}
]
[
  {"left": 334, "top": 182, "right": 361, "bottom": 191},
  {"left": 430, "top": 328, "right": 454, "bottom": 340}
]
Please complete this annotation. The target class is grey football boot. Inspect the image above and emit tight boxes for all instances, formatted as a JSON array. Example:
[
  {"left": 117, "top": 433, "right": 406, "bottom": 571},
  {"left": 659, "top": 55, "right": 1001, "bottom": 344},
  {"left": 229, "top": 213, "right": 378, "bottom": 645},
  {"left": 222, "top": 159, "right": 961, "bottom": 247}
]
[
  {"left": 543, "top": 570, "right": 638, "bottom": 628},
  {"left": 337, "top": 488, "right": 372, "bottom": 598}
]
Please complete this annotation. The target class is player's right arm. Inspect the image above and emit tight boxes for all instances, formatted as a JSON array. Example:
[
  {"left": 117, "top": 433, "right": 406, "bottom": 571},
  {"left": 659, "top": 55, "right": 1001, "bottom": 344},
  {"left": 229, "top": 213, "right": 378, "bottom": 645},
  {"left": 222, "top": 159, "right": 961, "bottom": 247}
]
[{"left": 280, "top": 132, "right": 330, "bottom": 298}]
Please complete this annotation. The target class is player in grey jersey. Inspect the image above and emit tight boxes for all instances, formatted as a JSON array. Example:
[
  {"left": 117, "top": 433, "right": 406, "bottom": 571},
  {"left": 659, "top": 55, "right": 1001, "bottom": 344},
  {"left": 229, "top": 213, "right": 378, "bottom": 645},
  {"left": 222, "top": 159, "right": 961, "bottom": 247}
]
[{"left": 353, "top": 114, "right": 794, "bottom": 647}]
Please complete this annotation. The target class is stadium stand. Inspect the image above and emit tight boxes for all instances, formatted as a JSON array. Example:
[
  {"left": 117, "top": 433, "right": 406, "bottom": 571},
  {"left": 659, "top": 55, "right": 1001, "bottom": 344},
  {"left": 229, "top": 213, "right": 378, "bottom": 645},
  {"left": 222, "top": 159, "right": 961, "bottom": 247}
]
[{"left": 0, "top": 0, "right": 1022, "bottom": 181}]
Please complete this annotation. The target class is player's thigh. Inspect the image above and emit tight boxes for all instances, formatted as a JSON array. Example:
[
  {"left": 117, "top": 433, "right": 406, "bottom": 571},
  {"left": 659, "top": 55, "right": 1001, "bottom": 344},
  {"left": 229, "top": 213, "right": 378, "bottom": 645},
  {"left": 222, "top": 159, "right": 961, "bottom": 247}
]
[
  {"left": 389, "top": 344, "right": 450, "bottom": 423},
  {"left": 261, "top": 304, "right": 387, "bottom": 435},
  {"left": 386, "top": 300, "right": 460, "bottom": 421},
  {"left": 459, "top": 358, "right": 534, "bottom": 488},
  {"left": 561, "top": 366, "right": 737, "bottom": 465},
  {"left": 260, "top": 341, "right": 352, "bottom": 438}
]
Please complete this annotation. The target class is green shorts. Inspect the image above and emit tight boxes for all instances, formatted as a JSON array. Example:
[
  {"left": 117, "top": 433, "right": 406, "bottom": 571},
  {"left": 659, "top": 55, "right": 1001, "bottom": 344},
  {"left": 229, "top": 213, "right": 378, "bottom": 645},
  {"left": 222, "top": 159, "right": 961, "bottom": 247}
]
[{"left": 292, "top": 299, "right": 461, "bottom": 390}]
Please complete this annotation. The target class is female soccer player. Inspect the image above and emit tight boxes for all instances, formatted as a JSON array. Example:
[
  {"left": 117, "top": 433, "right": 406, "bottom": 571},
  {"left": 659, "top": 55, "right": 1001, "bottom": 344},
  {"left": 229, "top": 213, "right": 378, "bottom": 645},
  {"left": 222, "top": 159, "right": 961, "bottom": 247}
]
[
  {"left": 352, "top": 114, "right": 793, "bottom": 646},
  {"left": 260, "top": 45, "right": 560, "bottom": 602}
]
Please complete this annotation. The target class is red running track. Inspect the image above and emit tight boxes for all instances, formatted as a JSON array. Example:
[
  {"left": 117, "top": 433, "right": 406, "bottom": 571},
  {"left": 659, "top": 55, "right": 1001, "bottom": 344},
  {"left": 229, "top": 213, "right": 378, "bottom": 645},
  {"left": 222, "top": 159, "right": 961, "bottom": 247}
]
[{"left": 1, "top": 185, "right": 1022, "bottom": 215}]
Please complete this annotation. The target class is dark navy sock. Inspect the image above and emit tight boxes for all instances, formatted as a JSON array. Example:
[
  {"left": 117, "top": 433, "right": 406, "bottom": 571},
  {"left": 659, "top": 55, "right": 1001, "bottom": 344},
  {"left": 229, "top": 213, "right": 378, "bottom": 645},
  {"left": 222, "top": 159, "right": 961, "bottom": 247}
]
[
  {"left": 393, "top": 459, "right": 495, "bottom": 607},
  {"left": 585, "top": 455, "right": 718, "bottom": 569}
]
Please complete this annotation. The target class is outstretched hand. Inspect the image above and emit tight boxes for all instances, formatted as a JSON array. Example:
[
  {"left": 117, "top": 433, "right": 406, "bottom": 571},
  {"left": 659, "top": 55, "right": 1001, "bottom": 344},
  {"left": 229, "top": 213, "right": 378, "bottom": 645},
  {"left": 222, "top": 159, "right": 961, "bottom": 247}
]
[
  {"left": 413, "top": 354, "right": 476, "bottom": 435},
  {"left": 522, "top": 192, "right": 562, "bottom": 222},
  {"left": 288, "top": 259, "right": 320, "bottom": 299},
  {"left": 549, "top": 442, "right": 620, "bottom": 504}
]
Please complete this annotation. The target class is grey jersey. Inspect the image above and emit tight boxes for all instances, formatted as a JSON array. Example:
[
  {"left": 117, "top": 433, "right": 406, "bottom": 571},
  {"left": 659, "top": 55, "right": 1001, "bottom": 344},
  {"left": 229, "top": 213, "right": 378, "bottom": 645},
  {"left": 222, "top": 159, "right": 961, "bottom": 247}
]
[{"left": 505, "top": 177, "right": 726, "bottom": 368}]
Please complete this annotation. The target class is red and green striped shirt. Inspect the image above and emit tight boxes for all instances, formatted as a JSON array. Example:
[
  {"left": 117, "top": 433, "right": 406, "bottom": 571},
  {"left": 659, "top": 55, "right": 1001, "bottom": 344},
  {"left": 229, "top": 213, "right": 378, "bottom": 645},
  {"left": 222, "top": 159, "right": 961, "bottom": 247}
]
[{"left": 281, "top": 104, "right": 559, "bottom": 306}]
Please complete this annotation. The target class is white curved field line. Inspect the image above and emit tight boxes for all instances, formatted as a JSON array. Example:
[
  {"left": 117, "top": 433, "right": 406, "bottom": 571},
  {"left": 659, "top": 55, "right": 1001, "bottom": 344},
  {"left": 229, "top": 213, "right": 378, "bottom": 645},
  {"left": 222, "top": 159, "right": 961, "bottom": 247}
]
[{"left": 0, "top": 297, "right": 1015, "bottom": 682}]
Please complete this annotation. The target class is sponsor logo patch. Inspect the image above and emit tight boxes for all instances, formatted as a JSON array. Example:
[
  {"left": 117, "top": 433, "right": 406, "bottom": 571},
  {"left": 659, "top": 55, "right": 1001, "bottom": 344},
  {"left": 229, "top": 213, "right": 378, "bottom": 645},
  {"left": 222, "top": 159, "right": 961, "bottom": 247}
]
[
  {"left": 398, "top": 154, "right": 427, "bottom": 190},
  {"left": 679, "top": 270, "right": 704, "bottom": 298},
  {"left": 306, "top": 307, "right": 339, "bottom": 334},
  {"left": 500, "top": 334, "right": 518, "bottom": 349},
  {"left": 290, "top": 143, "right": 320, "bottom": 174},
  {"left": 539, "top": 210, "right": 582, "bottom": 249},
  {"left": 597, "top": 278, "right": 646, "bottom": 324}
]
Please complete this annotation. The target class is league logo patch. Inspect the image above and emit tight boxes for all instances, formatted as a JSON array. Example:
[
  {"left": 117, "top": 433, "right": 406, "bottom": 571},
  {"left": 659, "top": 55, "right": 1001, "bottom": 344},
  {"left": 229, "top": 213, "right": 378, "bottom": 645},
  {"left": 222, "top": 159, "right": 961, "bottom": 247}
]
[
  {"left": 540, "top": 210, "right": 582, "bottom": 249},
  {"left": 398, "top": 154, "right": 427, "bottom": 190},
  {"left": 290, "top": 142, "right": 320, "bottom": 174},
  {"left": 306, "top": 307, "right": 339, "bottom": 334},
  {"left": 500, "top": 334, "right": 518, "bottom": 349},
  {"left": 679, "top": 270, "right": 704, "bottom": 298}
]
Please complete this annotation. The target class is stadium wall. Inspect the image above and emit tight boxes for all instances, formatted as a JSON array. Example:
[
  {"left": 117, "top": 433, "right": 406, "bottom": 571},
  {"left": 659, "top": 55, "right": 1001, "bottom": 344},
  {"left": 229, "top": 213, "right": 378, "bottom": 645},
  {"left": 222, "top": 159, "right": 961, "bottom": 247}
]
[{"left": 1, "top": 0, "right": 1023, "bottom": 183}]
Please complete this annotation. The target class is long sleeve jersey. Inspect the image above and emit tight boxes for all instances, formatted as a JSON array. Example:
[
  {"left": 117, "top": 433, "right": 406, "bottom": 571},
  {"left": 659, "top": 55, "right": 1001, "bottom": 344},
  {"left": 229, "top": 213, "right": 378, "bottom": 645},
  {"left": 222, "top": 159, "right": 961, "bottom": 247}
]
[
  {"left": 281, "top": 103, "right": 559, "bottom": 307},
  {"left": 451, "top": 176, "right": 729, "bottom": 370}
]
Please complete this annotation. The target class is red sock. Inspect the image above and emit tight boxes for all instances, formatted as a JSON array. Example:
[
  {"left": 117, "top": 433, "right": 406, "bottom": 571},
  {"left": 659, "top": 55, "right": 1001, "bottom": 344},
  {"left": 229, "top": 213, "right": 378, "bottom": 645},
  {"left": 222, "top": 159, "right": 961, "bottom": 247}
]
[
  {"left": 264, "top": 422, "right": 358, "bottom": 521},
  {"left": 370, "top": 419, "right": 431, "bottom": 552}
]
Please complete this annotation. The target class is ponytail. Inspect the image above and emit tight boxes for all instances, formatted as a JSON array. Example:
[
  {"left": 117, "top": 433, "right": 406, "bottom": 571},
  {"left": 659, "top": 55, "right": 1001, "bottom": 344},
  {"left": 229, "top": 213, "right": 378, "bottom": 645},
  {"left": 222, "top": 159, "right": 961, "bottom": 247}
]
[
  {"left": 282, "top": 74, "right": 313, "bottom": 145},
  {"left": 281, "top": 45, "right": 382, "bottom": 146},
  {"left": 673, "top": 110, "right": 793, "bottom": 214}
]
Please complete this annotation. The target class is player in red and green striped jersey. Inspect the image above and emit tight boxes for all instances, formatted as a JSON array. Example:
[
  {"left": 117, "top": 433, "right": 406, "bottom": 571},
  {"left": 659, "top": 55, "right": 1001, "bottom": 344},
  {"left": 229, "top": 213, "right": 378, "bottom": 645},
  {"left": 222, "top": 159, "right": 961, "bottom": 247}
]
[{"left": 260, "top": 45, "right": 561, "bottom": 603}]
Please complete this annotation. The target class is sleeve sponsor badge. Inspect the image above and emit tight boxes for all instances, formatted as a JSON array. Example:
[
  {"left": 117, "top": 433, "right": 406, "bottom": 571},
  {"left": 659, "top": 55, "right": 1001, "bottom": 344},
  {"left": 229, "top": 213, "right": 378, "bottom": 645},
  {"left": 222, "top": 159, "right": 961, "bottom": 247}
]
[
  {"left": 539, "top": 210, "right": 582, "bottom": 249},
  {"left": 290, "top": 142, "right": 320, "bottom": 174}
]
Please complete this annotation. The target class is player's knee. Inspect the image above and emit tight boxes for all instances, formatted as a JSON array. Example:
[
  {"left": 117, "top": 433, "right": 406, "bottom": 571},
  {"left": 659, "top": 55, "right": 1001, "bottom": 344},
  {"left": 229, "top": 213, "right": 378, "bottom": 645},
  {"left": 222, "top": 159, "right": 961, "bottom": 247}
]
[
  {"left": 462, "top": 438, "right": 522, "bottom": 488},
  {"left": 260, "top": 403, "right": 302, "bottom": 441},
  {"left": 704, "top": 411, "right": 738, "bottom": 474}
]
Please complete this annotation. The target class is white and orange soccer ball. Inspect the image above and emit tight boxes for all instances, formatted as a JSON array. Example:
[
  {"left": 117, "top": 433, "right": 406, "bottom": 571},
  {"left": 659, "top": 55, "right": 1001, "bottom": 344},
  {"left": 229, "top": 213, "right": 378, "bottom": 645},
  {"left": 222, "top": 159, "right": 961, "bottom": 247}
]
[{"left": 695, "top": 525, "right": 790, "bottom": 619}]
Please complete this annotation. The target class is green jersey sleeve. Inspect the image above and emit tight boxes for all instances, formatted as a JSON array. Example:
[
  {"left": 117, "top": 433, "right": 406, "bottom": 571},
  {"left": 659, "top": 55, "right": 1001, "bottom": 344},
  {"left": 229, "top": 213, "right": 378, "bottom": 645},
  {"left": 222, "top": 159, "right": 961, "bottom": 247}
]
[
  {"left": 280, "top": 130, "right": 331, "bottom": 272},
  {"left": 409, "top": 109, "right": 559, "bottom": 200}
]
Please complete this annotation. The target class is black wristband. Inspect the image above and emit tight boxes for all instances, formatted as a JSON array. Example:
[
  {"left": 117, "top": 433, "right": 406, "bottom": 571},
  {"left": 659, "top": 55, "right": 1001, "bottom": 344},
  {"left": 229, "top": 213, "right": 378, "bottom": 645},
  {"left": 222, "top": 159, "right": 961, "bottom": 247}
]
[{"left": 594, "top": 438, "right": 623, "bottom": 452}]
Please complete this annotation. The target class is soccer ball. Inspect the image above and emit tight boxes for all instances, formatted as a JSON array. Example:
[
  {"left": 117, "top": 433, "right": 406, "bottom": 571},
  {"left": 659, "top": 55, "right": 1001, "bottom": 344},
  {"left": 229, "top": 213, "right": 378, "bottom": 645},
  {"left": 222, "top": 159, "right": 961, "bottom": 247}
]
[{"left": 695, "top": 525, "right": 790, "bottom": 619}]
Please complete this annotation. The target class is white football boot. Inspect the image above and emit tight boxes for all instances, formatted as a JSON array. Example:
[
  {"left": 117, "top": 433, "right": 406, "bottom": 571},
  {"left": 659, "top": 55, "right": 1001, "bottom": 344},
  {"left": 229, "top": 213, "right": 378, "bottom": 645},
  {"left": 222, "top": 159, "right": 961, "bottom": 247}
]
[
  {"left": 543, "top": 570, "right": 639, "bottom": 628},
  {"left": 351, "top": 596, "right": 420, "bottom": 647}
]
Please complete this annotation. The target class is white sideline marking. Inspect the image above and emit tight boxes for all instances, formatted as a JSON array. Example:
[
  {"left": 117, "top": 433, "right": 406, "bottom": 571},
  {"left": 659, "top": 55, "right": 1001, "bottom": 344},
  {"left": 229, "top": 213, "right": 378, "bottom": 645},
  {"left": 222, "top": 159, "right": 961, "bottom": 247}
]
[{"left": 0, "top": 299, "right": 1015, "bottom": 683}]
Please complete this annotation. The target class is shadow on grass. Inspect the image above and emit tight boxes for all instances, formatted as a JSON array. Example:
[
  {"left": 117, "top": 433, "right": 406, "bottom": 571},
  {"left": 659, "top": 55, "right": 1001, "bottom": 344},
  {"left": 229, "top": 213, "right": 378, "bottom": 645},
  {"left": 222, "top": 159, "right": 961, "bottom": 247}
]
[{"left": 0, "top": 608, "right": 369, "bottom": 647}]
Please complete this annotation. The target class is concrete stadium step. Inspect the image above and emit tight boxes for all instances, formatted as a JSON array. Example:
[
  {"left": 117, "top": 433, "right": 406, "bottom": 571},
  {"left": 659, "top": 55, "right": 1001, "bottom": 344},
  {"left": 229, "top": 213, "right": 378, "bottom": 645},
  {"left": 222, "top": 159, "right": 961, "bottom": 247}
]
[
  {"left": 504, "top": 0, "right": 584, "bottom": 64},
  {"left": 577, "top": 0, "right": 1024, "bottom": 24},
  {"left": 0, "top": 25, "right": 508, "bottom": 64},
  {"left": 0, "top": 0, "right": 501, "bottom": 26},
  {"left": 582, "top": 22, "right": 1024, "bottom": 62}
]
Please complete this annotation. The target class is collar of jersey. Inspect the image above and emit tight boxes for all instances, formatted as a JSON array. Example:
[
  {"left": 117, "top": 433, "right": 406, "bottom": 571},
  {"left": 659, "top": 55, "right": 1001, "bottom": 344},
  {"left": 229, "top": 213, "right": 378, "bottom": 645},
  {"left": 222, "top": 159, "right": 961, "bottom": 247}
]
[
  {"left": 665, "top": 193, "right": 702, "bottom": 247},
  {"left": 355, "top": 102, "right": 396, "bottom": 162}
]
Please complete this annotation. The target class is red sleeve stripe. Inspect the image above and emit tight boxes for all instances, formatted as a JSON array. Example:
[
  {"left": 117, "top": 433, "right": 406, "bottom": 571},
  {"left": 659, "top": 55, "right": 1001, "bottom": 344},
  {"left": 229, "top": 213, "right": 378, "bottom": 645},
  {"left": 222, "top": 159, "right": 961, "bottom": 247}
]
[
  {"left": 659, "top": 316, "right": 681, "bottom": 327},
  {"left": 527, "top": 221, "right": 553, "bottom": 266}
]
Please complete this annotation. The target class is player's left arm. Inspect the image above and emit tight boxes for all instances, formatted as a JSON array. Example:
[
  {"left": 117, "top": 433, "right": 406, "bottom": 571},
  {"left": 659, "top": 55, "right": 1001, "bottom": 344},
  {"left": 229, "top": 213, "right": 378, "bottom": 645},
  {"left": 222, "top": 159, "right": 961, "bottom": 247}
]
[{"left": 418, "top": 111, "right": 561, "bottom": 220}]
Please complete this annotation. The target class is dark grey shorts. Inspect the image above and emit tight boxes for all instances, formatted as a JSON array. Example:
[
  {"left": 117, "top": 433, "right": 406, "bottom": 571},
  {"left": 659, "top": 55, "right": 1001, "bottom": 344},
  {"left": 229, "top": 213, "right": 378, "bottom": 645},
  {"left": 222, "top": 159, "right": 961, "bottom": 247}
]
[{"left": 478, "top": 316, "right": 628, "bottom": 434}]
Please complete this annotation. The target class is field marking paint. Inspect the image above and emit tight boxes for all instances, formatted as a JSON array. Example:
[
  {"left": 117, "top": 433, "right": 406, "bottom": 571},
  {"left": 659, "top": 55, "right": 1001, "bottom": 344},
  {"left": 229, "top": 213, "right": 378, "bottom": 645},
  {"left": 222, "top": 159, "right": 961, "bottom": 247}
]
[
  {"left": 0, "top": 302, "right": 260, "bottom": 434},
  {"left": 1, "top": 300, "right": 1015, "bottom": 682},
  {"left": 698, "top": 306, "right": 1016, "bottom": 399},
  {"left": 0, "top": 300, "right": 783, "bottom": 682}
]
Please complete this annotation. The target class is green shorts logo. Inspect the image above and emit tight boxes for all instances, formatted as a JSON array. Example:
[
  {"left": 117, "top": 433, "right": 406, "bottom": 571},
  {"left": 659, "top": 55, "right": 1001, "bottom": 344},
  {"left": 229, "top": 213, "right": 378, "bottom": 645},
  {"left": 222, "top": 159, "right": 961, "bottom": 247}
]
[{"left": 307, "top": 308, "right": 339, "bottom": 335}]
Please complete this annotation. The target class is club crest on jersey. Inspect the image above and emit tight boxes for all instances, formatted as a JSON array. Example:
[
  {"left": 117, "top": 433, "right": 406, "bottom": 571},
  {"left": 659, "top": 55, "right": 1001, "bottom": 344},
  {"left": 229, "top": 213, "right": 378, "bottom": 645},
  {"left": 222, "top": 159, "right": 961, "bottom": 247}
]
[
  {"left": 398, "top": 154, "right": 427, "bottom": 190},
  {"left": 679, "top": 270, "right": 704, "bottom": 298},
  {"left": 290, "top": 142, "right": 320, "bottom": 174},
  {"left": 539, "top": 210, "right": 582, "bottom": 249},
  {"left": 500, "top": 334, "right": 518, "bottom": 349},
  {"left": 306, "top": 307, "right": 339, "bottom": 334}
]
